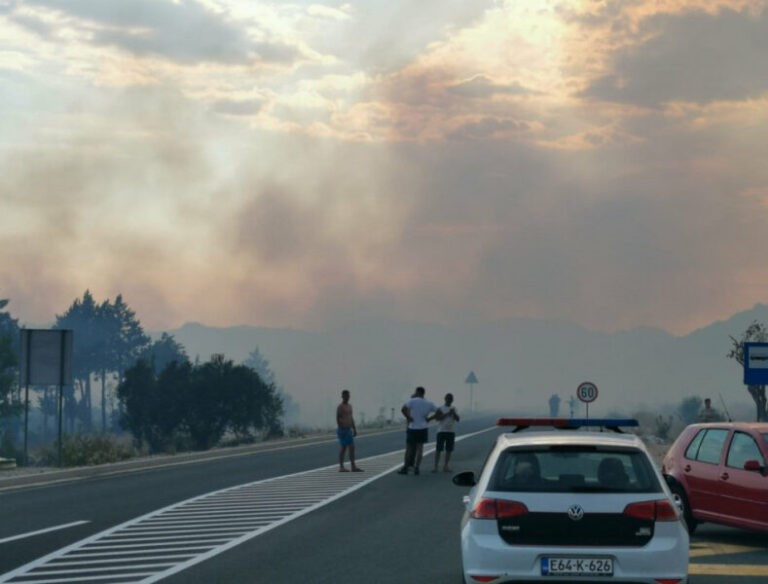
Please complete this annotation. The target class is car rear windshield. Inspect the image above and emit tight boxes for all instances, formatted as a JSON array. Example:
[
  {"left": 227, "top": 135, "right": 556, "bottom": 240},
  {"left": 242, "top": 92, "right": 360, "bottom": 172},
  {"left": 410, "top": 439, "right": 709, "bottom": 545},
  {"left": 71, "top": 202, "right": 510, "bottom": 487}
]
[{"left": 489, "top": 446, "right": 661, "bottom": 493}]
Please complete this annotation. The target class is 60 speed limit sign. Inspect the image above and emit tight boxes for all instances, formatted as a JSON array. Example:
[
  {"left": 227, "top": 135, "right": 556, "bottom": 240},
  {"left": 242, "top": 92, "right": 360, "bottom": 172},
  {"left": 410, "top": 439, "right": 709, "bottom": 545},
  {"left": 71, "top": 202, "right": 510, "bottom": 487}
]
[{"left": 576, "top": 382, "right": 598, "bottom": 403}]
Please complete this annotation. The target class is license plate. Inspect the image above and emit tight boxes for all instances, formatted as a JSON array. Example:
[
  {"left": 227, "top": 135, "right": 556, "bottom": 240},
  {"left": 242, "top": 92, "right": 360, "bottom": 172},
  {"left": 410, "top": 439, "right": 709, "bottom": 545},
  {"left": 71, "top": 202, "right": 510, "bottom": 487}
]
[{"left": 541, "top": 556, "right": 613, "bottom": 577}]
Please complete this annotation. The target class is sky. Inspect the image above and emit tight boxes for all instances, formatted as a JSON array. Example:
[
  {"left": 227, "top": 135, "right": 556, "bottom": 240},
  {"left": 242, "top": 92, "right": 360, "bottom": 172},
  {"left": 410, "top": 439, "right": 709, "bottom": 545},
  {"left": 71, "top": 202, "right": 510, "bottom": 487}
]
[{"left": 1, "top": 0, "right": 768, "bottom": 336}]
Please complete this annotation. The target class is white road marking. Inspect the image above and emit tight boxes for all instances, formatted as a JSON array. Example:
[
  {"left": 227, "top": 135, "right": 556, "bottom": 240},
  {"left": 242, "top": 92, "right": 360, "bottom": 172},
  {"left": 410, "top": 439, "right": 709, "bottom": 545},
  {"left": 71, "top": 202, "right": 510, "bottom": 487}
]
[
  {"left": 0, "top": 427, "right": 496, "bottom": 584},
  {"left": 0, "top": 522, "right": 89, "bottom": 545}
]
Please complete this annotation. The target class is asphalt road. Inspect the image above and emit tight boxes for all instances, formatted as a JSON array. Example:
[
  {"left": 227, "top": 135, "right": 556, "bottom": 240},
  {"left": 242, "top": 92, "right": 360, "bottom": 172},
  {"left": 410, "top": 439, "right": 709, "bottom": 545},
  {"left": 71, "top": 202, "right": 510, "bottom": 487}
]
[{"left": 2, "top": 417, "right": 767, "bottom": 583}]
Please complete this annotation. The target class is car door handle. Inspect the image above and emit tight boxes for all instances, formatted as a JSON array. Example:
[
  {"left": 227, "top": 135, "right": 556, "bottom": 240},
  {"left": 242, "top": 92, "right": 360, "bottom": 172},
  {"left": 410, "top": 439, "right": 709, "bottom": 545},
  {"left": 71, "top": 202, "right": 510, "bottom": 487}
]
[
  {"left": 684, "top": 465, "right": 691, "bottom": 472},
  {"left": 720, "top": 472, "right": 729, "bottom": 481}
]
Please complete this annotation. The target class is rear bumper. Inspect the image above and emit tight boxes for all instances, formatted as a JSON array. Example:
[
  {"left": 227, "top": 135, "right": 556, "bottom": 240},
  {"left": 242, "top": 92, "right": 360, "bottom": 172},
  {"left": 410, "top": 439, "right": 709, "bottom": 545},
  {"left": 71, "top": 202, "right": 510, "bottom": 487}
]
[{"left": 461, "top": 520, "right": 689, "bottom": 583}]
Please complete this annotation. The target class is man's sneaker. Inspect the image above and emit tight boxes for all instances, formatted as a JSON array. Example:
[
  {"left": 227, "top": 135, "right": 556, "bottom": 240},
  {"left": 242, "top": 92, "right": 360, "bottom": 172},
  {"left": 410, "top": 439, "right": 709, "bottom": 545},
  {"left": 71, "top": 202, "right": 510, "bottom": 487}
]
[
  {"left": 414, "top": 467, "right": 420, "bottom": 475},
  {"left": 397, "top": 467, "right": 408, "bottom": 475}
]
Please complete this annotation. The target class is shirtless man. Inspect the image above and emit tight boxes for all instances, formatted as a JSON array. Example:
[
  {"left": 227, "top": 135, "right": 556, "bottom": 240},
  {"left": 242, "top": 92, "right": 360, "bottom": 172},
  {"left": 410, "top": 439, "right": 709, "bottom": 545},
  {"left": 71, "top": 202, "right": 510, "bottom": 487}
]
[{"left": 337, "top": 389, "right": 363, "bottom": 472}]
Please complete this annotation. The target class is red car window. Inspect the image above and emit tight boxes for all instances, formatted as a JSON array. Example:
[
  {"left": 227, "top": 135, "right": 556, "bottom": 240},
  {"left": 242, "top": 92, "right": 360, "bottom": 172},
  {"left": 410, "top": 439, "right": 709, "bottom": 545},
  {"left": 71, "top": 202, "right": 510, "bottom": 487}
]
[
  {"left": 726, "top": 432, "right": 766, "bottom": 469},
  {"left": 695, "top": 429, "right": 729, "bottom": 464}
]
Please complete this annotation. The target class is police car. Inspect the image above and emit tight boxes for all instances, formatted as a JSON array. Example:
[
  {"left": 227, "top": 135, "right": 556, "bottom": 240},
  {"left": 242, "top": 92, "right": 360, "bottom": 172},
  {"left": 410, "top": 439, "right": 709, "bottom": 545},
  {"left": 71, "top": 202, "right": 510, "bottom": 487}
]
[{"left": 453, "top": 418, "right": 689, "bottom": 584}]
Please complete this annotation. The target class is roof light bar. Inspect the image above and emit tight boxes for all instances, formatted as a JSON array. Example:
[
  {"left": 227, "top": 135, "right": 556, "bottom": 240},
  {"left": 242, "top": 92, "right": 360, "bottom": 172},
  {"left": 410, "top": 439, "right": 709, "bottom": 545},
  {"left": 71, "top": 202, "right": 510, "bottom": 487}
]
[{"left": 496, "top": 418, "right": 639, "bottom": 433}]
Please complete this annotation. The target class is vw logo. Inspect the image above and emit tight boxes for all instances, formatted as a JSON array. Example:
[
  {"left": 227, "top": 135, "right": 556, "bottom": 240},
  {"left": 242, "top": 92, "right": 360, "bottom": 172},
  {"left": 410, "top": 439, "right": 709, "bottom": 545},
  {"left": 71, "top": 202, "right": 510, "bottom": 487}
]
[{"left": 567, "top": 504, "right": 585, "bottom": 521}]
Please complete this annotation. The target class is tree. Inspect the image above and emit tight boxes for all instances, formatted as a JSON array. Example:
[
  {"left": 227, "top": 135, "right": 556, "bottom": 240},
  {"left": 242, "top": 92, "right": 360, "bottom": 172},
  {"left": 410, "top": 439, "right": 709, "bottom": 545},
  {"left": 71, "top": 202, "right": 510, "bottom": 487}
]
[
  {"left": 184, "top": 354, "right": 238, "bottom": 450},
  {"left": 677, "top": 396, "right": 702, "bottom": 425},
  {"left": 116, "top": 358, "right": 157, "bottom": 450},
  {"left": 727, "top": 320, "right": 768, "bottom": 421},
  {"left": 111, "top": 294, "right": 151, "bottom": 379},
  {"left": 55, "top": 292, "right": 151, "bottom": 433},
  {"left": 0, "top": 336, "right": 21, "bottom": 455},
  {"left": 55, "top": 291, "right": 101, "bottom": 430},
  {"left": 118, "top": 353, "right": 284, "bottom": 453},
  {"left": 140, "top": 333, "right": 188, "bottom": 375},
  {"left": 242, "top": 346, "right": 298, "bottom": 427},
  {"left": 242, "top": 347, "right": 275, "bottom": 385},
  {"left": 1, "top": 300, "right": 21, "bottom": 455}
]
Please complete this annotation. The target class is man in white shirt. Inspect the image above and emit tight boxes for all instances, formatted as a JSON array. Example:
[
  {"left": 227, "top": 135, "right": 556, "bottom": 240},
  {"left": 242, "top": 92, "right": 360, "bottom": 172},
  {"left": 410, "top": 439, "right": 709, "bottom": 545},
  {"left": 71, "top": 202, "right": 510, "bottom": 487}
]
[
  {"left": 432, "top": 393, "right": 460, "bottom": 472},
  {"left": 398, "top": 386, "right": 437, "bottom": 475}
]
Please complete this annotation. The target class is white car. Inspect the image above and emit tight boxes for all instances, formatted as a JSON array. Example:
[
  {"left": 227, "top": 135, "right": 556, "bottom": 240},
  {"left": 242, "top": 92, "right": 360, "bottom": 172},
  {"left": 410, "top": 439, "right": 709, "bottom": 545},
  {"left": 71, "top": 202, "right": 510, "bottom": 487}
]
[{"left": 453, "top": 418, "right": 689, "bottom": 584}]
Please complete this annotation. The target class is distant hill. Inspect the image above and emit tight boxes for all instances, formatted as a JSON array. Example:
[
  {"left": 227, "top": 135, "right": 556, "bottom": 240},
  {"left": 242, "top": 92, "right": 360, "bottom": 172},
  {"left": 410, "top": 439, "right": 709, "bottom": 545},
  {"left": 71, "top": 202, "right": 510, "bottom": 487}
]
[{"left": 162, "top": 305, "right": 768, "bottom": 426}]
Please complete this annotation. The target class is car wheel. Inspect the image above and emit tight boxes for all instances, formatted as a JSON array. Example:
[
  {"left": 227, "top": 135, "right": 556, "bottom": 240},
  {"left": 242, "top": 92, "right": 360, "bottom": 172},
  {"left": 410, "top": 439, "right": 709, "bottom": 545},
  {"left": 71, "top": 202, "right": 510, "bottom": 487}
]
[{"left": 671, "top": 483, "right": 697, "bottom": 535}]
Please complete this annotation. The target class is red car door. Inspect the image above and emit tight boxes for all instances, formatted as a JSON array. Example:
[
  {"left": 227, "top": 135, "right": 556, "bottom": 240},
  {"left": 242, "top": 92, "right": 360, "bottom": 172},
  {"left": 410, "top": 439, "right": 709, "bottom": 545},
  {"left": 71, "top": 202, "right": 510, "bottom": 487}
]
[
  {"left": 685, "top": 428, "right": 730, "bottom": 517},
  {"left": 720, "top": 431, "right": 768, "bottom": 530}
]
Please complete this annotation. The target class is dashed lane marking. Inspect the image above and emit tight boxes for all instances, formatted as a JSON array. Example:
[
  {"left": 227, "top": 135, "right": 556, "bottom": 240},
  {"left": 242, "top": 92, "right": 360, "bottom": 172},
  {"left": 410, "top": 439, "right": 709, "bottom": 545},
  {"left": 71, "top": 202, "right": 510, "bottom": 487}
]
[
  {"left": 689, "top": 540, "right": 768, "bottom": 577},
  {"left": 690, "top": 542, "right": 765, "bottom": 558},
  {"left": 0, "top": 427, "right": 495, "bottom": 584},
  {"left": 689, "top": 564, "right": 768, "bottom": 576},
  {"left": 0, "top": 522, "right": 90, "bottom": 545}
]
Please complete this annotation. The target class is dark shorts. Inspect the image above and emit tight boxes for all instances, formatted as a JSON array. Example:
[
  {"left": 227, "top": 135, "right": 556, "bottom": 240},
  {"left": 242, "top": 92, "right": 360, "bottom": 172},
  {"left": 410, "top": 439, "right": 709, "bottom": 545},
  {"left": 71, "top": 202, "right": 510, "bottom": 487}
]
[
  {"left": 337, "top": 427, "right": 354, "bottom": 446},
  {"left": 436, "top": 431, "right": 455, "bottom": 452},
  {"left": 406, "top": 428, "right": 429, "bottom": 445}
]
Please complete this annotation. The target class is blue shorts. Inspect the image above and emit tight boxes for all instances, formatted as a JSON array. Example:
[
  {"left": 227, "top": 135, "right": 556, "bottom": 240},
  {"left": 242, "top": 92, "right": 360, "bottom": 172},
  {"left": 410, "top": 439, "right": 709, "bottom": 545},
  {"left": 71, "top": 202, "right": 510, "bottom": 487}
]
[
  {"left": 406, "top": 428, "right": 428, "bottom": 445},
  {"left": 337, "top": 427, "right": 354, "bottom": 446},
  {"left": 436, "top": 432, "right": 455, "bottom": 452}
]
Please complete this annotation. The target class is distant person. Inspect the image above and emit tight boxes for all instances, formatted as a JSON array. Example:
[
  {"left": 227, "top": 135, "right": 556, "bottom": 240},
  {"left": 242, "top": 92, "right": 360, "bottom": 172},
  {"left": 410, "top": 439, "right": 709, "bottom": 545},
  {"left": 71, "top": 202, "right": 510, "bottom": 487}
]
[
  {"left": 548, "top": 394, "right": 561, "bottom": 417},
  {"left": 337, "top": 389, "right": 362, "bottom": 472},
  {"left": 697, "top": 398, "right": 721, "bottom": 423},
  {"left": 398, "top": 386, "right": 437, "bottom": 475},
  {"left": 432, "top": 393, "right": 460, "bottom": 473}
]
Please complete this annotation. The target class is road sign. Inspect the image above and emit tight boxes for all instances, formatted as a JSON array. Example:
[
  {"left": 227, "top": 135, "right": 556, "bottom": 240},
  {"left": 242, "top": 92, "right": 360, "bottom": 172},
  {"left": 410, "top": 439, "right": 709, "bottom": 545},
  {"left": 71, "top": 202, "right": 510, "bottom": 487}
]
[
  {"left": 576, "top": 382, "right": 598, "bottom": 403},
  {"left": 744, "top": 342, "right": 768, "bottom": 385}
]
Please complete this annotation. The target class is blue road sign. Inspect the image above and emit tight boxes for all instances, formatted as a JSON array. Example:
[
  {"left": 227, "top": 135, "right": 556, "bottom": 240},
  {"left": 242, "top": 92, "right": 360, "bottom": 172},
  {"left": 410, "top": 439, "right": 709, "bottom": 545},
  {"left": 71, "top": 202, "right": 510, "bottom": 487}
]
[{"left": 743, "top": 342, "right": 768, "bottom": 385}]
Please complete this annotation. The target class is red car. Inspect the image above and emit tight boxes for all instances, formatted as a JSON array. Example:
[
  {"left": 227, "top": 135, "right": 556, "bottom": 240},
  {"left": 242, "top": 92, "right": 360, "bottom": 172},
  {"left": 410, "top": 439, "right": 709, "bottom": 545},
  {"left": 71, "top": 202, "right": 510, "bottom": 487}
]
[{"left": 662, "top": 422, "right": 768, "bottom": 533}]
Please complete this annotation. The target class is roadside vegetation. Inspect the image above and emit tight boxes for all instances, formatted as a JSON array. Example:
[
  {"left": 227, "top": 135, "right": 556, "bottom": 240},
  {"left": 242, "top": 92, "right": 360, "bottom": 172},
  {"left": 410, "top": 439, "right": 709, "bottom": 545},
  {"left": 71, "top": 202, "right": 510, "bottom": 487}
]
[{"left": 0, "top": 293, "right": 295, "bottom": 467}]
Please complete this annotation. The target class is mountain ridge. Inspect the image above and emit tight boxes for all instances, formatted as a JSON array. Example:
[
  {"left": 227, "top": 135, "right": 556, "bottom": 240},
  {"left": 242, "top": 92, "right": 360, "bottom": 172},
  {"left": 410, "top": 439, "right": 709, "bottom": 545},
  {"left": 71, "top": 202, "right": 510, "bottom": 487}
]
[{"left": 160, "top": 305, "right": 768, "bottom": 425}]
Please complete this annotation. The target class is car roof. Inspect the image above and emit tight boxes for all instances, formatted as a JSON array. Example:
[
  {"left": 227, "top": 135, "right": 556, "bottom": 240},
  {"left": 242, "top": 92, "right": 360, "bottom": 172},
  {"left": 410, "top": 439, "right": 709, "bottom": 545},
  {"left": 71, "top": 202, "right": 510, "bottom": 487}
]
[
  {"left": 495, "top": 430, "right": 646, "bottom": 450},
  {"left": 687, "top": 421, "right": 768, "bottom": 431}
]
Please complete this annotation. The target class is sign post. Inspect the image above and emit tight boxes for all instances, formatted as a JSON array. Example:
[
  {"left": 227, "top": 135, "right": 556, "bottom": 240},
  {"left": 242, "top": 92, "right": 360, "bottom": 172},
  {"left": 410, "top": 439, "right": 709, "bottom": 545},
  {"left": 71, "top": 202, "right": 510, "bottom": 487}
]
[
  {"left": 19, "top": 329, "right": 73, "bottom": 466},
  {"left": 465, "top": 371, "right": 478, "bottom": 412},
  {"left": 576, "top": 381, "right": 598, "bottom": 420}
]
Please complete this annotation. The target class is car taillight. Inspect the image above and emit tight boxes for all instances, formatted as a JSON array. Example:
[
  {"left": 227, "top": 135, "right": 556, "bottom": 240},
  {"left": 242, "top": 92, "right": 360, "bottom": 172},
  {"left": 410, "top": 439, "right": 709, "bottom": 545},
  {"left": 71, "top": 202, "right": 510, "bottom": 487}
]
[
  {"left": 471, "top": 498, "right": 528, "bottom": 519},
  {"left": 654, "top": 500, "right": 679, "bottom": 521},
  {"left": 624, "top": 500, "right": 679, "bottom": 522},
  {"left": 496, "top": 500, "right": 528, "bottom": 518}
]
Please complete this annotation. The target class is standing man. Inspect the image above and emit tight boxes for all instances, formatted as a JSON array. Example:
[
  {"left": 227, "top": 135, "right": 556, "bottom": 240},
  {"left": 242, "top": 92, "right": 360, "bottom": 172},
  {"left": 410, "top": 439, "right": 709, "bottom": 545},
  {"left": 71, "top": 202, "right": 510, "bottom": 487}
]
[
  {"left": 697, "top": 398, "right": 721, "bottom": 422},
  {"left": 432, "top": 393, "right": 460, "bottom": 473},
  {"left": 337, "top": 389, "right": 363, "bottom": 472},
  {"left": 398, "top": 386, "right": 437, "bottom": 475}
]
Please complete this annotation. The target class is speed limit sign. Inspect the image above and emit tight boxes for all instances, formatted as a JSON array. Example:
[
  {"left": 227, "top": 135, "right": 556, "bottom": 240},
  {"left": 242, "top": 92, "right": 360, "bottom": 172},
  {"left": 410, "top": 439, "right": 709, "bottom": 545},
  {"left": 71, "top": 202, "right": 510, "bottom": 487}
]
[{"left": 576, "top": 382, "right": 598, "bottom": 403}]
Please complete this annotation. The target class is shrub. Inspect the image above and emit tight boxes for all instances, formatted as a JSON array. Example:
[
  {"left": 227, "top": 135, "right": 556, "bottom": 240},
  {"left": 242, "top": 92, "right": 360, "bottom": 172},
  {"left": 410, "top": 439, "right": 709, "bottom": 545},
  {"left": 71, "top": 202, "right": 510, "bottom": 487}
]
[{"left": 39, "top": 433, "right": 134, "bottom": 467}]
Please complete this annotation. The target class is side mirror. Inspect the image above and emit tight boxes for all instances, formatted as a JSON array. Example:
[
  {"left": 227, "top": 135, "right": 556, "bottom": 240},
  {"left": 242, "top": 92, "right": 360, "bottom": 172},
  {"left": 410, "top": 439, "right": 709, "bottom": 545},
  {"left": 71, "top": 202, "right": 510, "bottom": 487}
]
[
  {"left": 452, "top": 471, "right": 476, "bottom": 487},
  {"left": 743, "top": 459, "right": 764, "bottom": 472}
]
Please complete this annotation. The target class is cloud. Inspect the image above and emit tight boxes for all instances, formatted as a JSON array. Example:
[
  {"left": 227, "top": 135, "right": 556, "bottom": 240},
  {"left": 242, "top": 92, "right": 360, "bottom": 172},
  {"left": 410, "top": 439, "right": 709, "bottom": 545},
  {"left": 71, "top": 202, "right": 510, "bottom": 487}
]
[
  {"left": 447, "top": 117, "right": 530, "bottom": 140},
  {"left": 210, "top": 98, "right": 263, "bottom": 116},
  {"left": 447, "top": 75, "right": 537, "bottom": 98},
  {"left": 302, "top": 0, "right": 494, "bottom": 72},
  {"left": 19, "top": 0, "right": 302, "bottom": 66},
  {"left": 580, "top": 8, "right": 768, "bottom": 106},
  {"left": 307, "top": 4, "right": 351, "bottom": 21}
]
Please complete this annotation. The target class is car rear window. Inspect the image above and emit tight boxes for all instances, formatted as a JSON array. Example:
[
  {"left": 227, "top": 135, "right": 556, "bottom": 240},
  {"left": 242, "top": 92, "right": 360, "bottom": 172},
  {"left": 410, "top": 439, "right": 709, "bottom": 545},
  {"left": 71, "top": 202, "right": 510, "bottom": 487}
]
[
  {"left": 489, "top": 447, "right": 660, "bottom": 493},
  {"left": 762, "top": 434, "right": 768, "bottom": 448}
]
